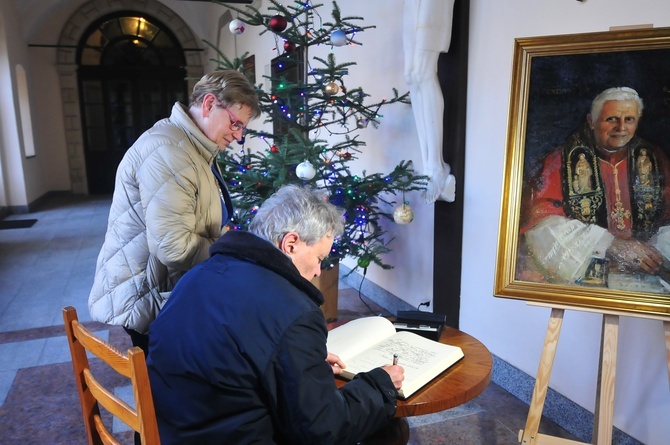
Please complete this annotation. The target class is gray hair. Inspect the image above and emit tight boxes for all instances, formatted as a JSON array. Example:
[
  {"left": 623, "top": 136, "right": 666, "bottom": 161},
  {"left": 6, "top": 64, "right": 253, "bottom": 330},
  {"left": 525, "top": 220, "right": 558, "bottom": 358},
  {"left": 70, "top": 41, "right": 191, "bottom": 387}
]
[
  {"left": 249, "top": 185, "right": 345, "bottom": 246},
  {"left": 189, "top": 70, "right": 261, "bottom": 119},
  {"left": 590, "top": 87, "right": 644, "bottom": 120}
]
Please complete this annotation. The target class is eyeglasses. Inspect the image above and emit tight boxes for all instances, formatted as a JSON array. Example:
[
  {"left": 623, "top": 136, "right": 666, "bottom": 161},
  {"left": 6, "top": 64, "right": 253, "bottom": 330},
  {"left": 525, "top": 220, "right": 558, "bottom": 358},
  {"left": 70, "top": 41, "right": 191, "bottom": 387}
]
[{"left": 219, "top": 103, "right": 248, "bottom": 136}]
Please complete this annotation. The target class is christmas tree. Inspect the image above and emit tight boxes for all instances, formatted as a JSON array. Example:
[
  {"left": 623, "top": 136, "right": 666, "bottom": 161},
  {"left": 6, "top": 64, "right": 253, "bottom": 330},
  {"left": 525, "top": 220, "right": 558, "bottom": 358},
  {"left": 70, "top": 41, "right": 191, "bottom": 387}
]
[{"left": 212, "top": 0, "right": 427, "bottom": 272}]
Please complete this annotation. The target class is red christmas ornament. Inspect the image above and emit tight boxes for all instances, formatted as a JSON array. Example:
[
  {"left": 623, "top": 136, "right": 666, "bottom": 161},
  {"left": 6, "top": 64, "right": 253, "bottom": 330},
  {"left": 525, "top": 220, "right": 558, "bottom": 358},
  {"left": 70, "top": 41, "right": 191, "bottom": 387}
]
[
  {"left": 342, "top": 152, "right": 352, "bottom": 160},
  {"left": 269, "top": 15, "right": 288, "bottom": 32},
  {"left": 271, "top": 145, "right": 279, "bottom": 153},
  {"left": 283, "top": 41, "right": 296, "bottom": 53}
]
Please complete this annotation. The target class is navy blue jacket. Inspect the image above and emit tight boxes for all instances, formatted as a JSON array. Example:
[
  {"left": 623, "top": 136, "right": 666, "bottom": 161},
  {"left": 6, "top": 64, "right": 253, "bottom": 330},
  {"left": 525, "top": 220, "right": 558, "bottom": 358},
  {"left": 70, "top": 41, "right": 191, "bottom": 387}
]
[{"left": 147, "top": 230, "right": 397, "bottom": 444}]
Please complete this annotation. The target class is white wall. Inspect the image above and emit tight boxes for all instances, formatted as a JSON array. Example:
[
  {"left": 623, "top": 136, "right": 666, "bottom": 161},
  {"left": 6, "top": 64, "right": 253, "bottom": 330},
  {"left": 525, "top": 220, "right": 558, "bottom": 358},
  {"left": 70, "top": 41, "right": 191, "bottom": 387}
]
[
  {"left": 24, "top": 49, "right": 70, "bottom": 197},
  {"left": 462, "top": 1, "right": 670, "bottom": 444},
  {"left": 0, "top": 0, "right": 29, "bottom": 207},
  {"left": 341, "top": 3, "right": 436, "bottom": 309},
  {"left": 216, "top": 1, "right": 436, "bottom": 309},
  {"left": 0, "top": 6, "right": 11, "bottom": 208},
  {"left": 1, "top": 0, "right": 78, "bottom": 207}
]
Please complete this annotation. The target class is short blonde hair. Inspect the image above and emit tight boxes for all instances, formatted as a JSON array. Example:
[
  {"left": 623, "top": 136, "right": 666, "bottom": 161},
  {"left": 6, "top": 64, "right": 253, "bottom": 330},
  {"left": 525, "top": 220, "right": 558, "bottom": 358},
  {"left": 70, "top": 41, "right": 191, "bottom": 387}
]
[{"left": 190, "top": 70, "right": 261, "bottom": 118}]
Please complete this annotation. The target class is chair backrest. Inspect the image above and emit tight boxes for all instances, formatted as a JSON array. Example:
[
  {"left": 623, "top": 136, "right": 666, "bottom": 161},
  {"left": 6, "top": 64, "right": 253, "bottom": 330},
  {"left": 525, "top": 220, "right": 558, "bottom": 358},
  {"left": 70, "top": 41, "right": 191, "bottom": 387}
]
[{"left": 62, "top": 306, "right": 160, "bottom": 445}]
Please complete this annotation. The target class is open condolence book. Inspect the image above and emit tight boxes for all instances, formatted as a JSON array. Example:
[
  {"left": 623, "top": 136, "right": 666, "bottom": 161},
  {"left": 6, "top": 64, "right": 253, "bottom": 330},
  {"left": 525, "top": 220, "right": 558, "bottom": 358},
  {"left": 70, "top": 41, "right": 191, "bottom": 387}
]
[{"left": 326, "top": 316, "right": 464, "bottom": 399}]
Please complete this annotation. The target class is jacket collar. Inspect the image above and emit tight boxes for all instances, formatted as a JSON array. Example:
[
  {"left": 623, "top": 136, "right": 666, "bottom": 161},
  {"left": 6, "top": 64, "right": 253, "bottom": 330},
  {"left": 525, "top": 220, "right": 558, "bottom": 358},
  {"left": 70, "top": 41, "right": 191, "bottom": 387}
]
[
  {"left": 209, "top": 230, "right": 324, "bottom": 306},
  {"left": 170, "top": 102, "right": 220, "bottom": 165}
]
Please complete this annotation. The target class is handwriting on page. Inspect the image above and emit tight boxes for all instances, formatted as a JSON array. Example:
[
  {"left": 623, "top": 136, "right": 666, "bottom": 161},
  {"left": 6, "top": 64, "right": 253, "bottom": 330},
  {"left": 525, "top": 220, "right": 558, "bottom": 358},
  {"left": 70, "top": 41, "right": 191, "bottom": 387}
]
[
  {"left": 378, "top": 337, "right": 437, "bottom": 367},
  {"left": 344, "top": 337, "right": 439, "bottom": 380}
]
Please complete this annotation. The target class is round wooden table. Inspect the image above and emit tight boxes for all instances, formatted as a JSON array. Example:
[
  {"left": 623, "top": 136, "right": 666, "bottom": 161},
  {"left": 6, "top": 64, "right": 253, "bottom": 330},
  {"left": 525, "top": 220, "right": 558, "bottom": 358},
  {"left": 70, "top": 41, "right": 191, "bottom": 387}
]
[
  {"left": 335, "top": 325, "right": 493, "bottom": 444},
  {"left": 393, "top": 325, "right": 493, "bottom": 417}
]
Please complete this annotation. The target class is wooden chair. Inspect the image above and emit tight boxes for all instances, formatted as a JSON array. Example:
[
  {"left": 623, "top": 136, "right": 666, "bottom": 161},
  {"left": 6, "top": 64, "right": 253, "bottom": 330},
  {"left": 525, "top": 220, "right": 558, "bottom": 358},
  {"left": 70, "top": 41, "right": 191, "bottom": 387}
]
[{"left": 62, "top": 306, "right": 160, "bottom": 445}]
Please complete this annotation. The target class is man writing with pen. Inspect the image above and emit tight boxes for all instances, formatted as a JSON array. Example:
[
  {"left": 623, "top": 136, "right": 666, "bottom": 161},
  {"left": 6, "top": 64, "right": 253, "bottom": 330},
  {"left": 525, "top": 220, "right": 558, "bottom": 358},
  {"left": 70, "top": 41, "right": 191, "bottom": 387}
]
[{"left": 147, "top": 185, "right": 405, "bottom": 445}]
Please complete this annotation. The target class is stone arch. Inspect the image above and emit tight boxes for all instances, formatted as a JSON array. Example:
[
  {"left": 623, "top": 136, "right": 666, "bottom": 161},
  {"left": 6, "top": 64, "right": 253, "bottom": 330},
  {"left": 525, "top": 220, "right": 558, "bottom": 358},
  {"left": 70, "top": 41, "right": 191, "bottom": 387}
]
[{"left": 56, "top": 0, "right": 204, "bottom": 194}]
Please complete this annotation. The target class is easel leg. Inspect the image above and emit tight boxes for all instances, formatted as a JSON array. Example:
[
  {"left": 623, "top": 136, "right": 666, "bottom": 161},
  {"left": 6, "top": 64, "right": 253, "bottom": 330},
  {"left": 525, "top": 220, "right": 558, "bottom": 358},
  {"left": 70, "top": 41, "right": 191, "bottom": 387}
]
[
  {"left": 593, "top": 314, "right": 619, "bottom": 445},
  {"left": 519, "top": 304, "right": 669, "bottom": 445},
  {"left": 519, "top": 308, "right": 564, "bottom": 444}
]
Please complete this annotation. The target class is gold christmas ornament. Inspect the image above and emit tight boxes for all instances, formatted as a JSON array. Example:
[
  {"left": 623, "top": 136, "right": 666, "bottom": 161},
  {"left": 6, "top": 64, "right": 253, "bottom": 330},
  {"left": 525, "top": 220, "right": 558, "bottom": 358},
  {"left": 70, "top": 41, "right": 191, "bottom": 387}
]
[
  {"left": 324, "top": 82, "right": 339, "bottom": 95},
  {"left": 393, "top": 202, "right": 414, "bottom": 225}
]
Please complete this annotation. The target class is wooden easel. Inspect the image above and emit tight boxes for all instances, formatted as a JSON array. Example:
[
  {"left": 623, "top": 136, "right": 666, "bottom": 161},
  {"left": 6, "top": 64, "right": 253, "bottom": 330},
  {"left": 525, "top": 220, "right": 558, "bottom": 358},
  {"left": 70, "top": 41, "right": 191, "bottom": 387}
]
[{"left": 518, "top": 303, "right": 670, "bottom": 445}]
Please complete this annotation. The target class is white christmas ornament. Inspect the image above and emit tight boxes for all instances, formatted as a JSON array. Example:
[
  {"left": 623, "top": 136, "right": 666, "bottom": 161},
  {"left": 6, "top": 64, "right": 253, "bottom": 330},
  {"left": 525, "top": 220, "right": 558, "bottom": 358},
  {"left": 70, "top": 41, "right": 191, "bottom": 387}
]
[
  {"left": 330, "top": 30, "right": 347, "bottom": 47},
  {"left": 393, "top": 202, "right": 414, "bottom": 225},
  {"left": 229, "top": 19, "right": 245, "bottom": 35},
  {"left": 296, "top": 160, "right": 316, "bottom": 180}
]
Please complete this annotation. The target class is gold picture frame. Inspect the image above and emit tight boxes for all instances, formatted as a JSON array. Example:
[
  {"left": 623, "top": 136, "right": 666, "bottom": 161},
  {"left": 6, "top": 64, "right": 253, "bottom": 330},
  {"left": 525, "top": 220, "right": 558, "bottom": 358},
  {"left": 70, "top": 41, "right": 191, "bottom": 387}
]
[{"left": 494, "top": 26, "right": 670, "bottom": 316}]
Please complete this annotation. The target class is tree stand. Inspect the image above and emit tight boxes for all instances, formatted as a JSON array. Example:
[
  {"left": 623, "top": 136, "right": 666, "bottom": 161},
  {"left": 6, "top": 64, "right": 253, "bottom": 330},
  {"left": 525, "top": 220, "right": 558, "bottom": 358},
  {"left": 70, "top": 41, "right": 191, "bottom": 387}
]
[{"left": 312, "top": 262, "right": 339, "bottom": 322}]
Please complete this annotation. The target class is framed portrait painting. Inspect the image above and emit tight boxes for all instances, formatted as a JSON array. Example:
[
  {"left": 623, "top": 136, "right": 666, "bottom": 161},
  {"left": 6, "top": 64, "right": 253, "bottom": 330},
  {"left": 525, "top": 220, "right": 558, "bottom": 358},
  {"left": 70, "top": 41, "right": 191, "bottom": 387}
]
[{"left": 494, "top": 26, "right": 670, "bottom": 316}]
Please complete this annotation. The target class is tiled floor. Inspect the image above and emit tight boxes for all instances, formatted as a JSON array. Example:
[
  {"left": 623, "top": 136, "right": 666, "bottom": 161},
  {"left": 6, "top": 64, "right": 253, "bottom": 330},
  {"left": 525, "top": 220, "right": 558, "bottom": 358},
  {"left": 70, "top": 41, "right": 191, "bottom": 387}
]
[{"left": 0, "top": 194, "right": 580, "bottom": 444}]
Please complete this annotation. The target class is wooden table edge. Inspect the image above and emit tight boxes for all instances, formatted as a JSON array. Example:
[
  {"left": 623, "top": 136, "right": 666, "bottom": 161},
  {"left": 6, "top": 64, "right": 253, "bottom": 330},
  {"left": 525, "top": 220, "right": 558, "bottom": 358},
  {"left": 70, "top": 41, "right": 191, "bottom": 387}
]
[{"left": 394, "top": 326, "right": 493, "bottom": 417}]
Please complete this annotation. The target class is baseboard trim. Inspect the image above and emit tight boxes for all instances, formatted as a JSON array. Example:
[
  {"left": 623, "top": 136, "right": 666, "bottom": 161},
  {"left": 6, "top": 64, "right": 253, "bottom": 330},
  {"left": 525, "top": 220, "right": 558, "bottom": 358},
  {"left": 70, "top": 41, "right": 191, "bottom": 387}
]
[
  {"left": 338, "top": 264, "right": 416, "bottom": 316},
  {"left": 491, "top": 355, "right": 641, "bottom": 444},
  {"left": 5, "top": 190, "right": 74, "bottom": 216}
]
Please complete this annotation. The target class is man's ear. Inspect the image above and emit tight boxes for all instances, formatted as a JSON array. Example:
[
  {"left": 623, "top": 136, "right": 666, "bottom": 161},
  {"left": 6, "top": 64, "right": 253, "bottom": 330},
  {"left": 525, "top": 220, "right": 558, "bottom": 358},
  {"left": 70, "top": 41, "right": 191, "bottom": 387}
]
[{"left": 279, "top": 232, "right": 300, "bottom": 255}]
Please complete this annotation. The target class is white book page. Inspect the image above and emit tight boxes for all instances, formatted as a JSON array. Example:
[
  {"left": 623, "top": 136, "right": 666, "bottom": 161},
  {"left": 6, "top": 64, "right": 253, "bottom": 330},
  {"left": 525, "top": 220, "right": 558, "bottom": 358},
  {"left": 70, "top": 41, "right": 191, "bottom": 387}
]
[
  {"left": 327, "top": 318, "right": 465, "bottom": 398},
  {"left": 342, "top": 331, "right": 456, "bottom": 381},
  {"left": 326, "top": 316, "right": 396, "bottom": 362}
]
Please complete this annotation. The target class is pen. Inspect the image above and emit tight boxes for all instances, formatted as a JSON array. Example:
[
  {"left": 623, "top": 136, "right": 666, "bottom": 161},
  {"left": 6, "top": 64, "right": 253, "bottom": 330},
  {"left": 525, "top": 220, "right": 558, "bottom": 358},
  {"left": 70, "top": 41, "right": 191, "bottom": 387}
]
[{"left": 392, "top": 353, "right": 398, "bottom": 366}]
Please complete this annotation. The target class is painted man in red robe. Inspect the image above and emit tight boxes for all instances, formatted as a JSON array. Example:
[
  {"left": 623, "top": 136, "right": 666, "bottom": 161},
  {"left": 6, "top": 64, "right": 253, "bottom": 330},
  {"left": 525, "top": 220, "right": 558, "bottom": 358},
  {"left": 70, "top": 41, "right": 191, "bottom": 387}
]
[{"left": 520, "top": 87, "right": 670, "bottom": 293}]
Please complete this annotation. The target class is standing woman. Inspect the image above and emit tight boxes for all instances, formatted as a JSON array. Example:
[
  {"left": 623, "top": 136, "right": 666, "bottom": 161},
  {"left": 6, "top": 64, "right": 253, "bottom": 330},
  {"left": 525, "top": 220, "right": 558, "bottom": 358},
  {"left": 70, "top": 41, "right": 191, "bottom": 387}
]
[{"left": 89, "top": 70, "right": 261, "bottom": 354}]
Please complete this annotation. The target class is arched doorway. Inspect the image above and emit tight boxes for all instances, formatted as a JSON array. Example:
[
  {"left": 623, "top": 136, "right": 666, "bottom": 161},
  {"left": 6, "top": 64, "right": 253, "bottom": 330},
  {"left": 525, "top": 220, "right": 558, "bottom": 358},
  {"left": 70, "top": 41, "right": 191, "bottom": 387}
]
[
  {"left": 55, "top": 0, "right": 204, "bottom": 196},
  {"left": 77, "top": 13, "right": 188, "bottom": 194}
]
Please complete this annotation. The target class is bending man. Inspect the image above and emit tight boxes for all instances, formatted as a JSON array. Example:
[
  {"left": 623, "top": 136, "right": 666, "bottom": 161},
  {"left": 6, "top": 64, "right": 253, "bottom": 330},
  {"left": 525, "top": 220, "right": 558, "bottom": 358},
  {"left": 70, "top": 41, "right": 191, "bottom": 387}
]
[{"left": 147, "top": 185, "right": 405, "bottom": 444}]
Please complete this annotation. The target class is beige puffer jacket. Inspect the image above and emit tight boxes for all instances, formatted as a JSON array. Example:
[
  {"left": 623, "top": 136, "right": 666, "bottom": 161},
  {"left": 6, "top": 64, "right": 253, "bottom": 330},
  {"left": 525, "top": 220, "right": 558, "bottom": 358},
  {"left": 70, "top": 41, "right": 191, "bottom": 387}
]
[{"left": 88, "top": 102, "right": 225, "bottom": 334}]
